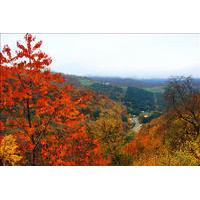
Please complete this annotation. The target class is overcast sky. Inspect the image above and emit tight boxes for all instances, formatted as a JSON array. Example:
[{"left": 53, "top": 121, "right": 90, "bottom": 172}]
[{"left": 1, "top": 33, "right": 200, "bottom": 78}]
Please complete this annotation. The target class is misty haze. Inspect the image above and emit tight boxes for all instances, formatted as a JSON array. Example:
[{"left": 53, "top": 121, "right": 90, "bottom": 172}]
[{"left": 1, "top": 33, "right": 200, "bottom": 78}]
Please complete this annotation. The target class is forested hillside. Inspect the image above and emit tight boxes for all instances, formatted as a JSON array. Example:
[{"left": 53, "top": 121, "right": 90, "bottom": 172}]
[
  {"left": 62, "top": 75, "right": 166, "bottom": 116},
  {"left": 125, "top": 78, "right": 200, "bottom": 165},
  {"left": 124, "top": 87, "right": 155, "bottom": 114},
  {"left": 89, "top": 83, "right": 125, "bottom": 102}
]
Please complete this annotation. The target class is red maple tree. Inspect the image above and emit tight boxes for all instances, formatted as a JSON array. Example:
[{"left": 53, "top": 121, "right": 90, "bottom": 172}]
[{"left": 0, "top": 34, "right": 107, "bottom": 165}]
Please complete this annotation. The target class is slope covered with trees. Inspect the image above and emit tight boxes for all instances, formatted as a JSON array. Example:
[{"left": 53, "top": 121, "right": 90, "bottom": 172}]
[
  {"left": 124, "top": 87, "right": 155, "bottom": 114},
  {"left": 89, "top": 83, "right": 125, "bottom": 102},
  {"left": 124, "top": 77, "right": 200, "bottom": 165}
]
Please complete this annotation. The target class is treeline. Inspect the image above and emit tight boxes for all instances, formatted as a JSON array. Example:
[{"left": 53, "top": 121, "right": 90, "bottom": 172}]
[{"left": 89, "top": 76, "right": 168, "bottom": 88}]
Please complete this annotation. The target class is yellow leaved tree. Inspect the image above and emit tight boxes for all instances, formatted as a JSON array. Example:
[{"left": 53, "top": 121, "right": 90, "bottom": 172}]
[{"left": 0, "top": 135, "right": 22, "bottom": 166}]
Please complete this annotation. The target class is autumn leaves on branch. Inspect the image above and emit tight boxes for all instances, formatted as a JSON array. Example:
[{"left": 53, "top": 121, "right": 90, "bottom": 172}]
[{"left": 0, "top": 34, "right": 107, "bottom": 165}]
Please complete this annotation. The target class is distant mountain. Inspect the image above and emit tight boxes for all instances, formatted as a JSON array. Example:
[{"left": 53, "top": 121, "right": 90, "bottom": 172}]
[
  {"left": 59, "top": 73, "right": 200, "bottom": 89},
  {"left": 89, "top": 76, "right": 200, "bottom": 90},
  {"left": 89, "top": 76, "right": 168, "bottom": 88}
]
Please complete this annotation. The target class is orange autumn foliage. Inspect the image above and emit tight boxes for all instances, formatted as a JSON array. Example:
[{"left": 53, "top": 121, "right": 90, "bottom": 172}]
[
  {"left": 124, "top": 117, "right": 164, "bottom": 165},
  {"left": 124, "top": 134, "right": 162, "bottom": 156},
  {"left": 0, "top": 34, "right": 106, "bottom": 165}
]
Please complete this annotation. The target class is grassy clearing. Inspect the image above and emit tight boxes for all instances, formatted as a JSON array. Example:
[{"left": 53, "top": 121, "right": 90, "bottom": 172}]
[
  {"left": 143, "top": 86, "right": 165, "bottom": 93},
  {"left": 79, "top": 78, "right": 93, "bottom": 86}
]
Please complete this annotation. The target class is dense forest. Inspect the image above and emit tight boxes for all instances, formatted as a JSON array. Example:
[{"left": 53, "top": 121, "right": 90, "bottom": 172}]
[
  {"left": 62, "top": 75, "right": 166, "bottom": 115},
  {"left": 0, "top": 34, "right": 200, "bottom": 166}
]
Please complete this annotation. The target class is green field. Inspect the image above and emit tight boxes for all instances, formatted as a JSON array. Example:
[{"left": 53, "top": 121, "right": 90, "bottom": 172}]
[
  {"left": 143, "top": 86, "right": 165, "bottom": 93},
  {"left": 78, "top": 78, "right": 93, "bottom": 86}
]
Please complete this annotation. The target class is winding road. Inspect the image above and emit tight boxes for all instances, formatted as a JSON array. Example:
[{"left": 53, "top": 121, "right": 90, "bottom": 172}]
[{"left": 131, "top": 116, "right": 142, "bottom": 133}]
